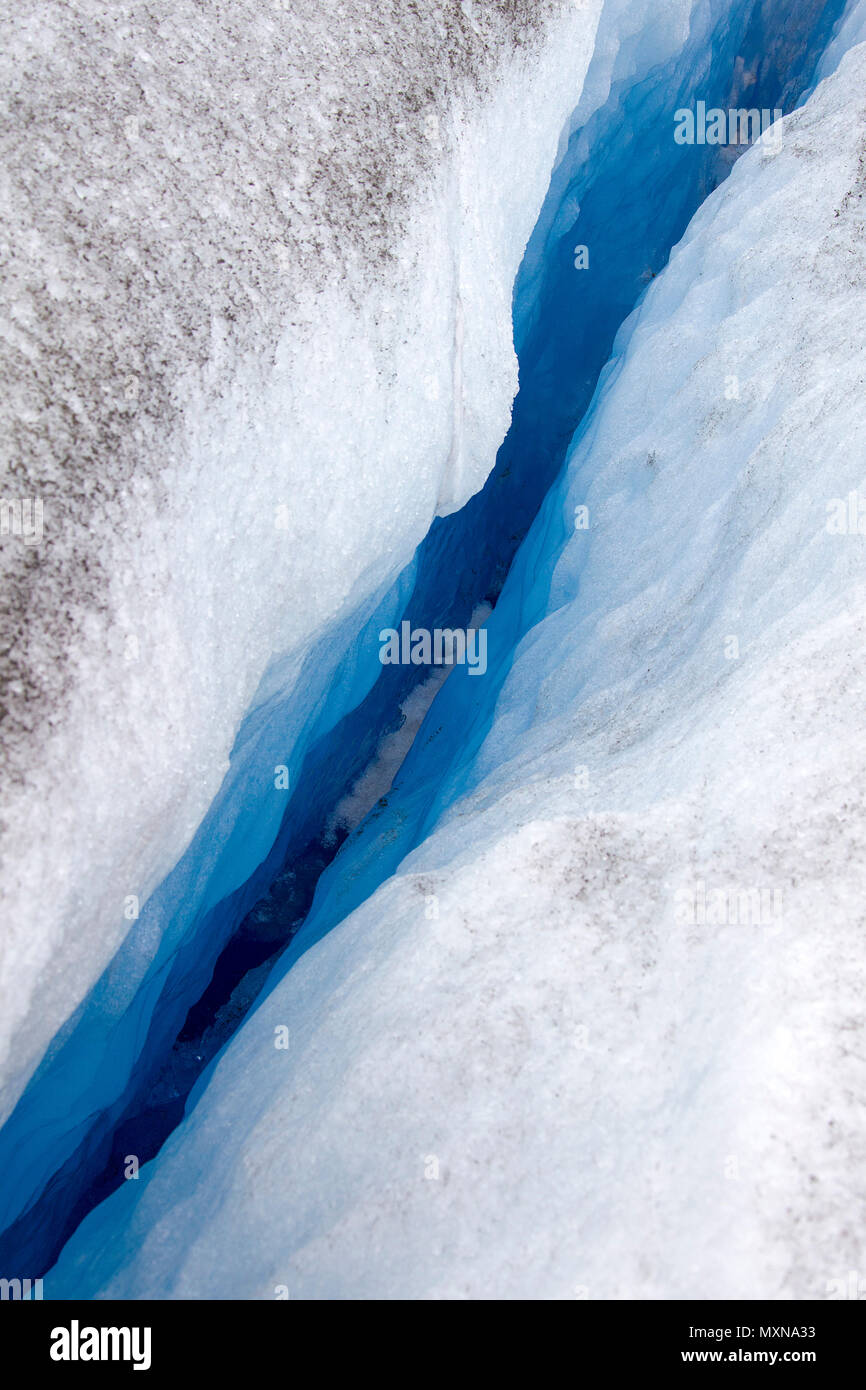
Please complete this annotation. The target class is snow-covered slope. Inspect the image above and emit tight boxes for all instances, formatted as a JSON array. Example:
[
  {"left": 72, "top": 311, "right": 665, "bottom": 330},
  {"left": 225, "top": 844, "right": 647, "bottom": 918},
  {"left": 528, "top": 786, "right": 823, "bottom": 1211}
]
[
  {"left": 48, "top": 26, "right": 866, "bottom": 1298},
  {"left": 0, "top": 0, "right": 610, "bottom": 1124}
]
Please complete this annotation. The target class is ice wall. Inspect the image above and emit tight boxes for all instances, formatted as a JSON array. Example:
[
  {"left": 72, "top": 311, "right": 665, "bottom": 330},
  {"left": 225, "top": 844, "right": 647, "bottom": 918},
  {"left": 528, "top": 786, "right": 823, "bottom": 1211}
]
[
  {"left": 0, "top": 0, "right": 605, "bottom": 1126},
  {"left": 48, "top": 16, "right": 866, "bottom": 1299},
  {"left": 815, "top": 0, "right": 866, "bottom": 76}
]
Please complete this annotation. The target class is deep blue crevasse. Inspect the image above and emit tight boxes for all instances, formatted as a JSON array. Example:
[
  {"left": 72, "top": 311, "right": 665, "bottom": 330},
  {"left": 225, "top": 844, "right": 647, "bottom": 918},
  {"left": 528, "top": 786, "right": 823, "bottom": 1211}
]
[{"left": 0, "top": 0, "right": 849, "bottom": 1283}]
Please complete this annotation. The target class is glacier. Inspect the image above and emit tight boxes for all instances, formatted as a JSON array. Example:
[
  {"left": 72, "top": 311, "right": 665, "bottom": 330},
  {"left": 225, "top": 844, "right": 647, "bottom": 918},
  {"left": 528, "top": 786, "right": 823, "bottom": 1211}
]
[
  {"left": 0, "top": 0, "right": 856, "bottom": 1299},
  {"left": 0, "top": 0, "right": 605, "bottom": 1128},
  {"left": 1, "top": 0, "right": 749, "bottom": 1277}
]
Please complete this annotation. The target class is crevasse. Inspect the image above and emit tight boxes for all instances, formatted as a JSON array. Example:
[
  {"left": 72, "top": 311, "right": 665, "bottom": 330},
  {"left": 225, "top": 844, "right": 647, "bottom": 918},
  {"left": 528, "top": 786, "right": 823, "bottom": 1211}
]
[{"left": 0, "top": 0, "right": 853, "bottom": 1288}]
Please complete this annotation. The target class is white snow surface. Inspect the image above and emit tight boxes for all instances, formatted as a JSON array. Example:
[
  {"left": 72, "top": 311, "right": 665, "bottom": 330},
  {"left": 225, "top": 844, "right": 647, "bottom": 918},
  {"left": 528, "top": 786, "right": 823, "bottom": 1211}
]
[
  {"left": 0, "top": 0, "right": 612, "bottom": 1122},
  {"left": 51, "top": 38, "right": 866, "bottom": 1298}
]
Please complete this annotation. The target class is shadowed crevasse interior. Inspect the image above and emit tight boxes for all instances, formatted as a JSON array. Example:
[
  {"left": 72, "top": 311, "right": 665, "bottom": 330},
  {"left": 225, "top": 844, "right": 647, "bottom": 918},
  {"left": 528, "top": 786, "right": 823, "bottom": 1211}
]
[{"left": 0, "top": 0, "right": 848, "bottom": 1283}]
